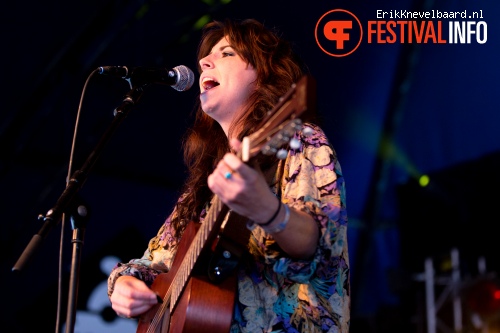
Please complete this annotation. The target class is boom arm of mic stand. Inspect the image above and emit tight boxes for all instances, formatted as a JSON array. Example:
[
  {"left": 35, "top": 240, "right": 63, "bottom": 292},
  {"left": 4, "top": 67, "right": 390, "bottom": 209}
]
[{"left": 12, "top": 85, "right": 145, "bottom": 272}]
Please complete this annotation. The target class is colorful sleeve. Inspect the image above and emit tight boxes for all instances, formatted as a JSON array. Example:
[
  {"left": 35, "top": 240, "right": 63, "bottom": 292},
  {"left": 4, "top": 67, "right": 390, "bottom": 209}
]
[
  {"left": 107, "top": 209, "right": 181, "bottom": 297},
  {"left": 260, "top": 123, "right": 349, "bottom": 284}
]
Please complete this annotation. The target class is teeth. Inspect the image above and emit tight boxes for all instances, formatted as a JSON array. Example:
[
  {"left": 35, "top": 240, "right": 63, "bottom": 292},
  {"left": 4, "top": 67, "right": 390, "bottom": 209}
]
[
  {"left": 202, "top": 77, "right": 216, "bottom": 83},
  {"left": 201, "top": 77, "right": 219, "bottom": 90}
]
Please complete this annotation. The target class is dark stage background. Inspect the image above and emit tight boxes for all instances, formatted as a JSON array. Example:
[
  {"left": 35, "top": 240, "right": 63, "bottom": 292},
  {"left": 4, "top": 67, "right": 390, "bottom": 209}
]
[{"left": 2, "top": 0, "right": 499, "bottom": 332}]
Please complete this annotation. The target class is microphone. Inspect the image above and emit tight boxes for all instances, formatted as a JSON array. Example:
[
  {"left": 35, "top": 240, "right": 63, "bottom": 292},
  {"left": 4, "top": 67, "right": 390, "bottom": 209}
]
[{"left": 97, "top": 65, "right": 195, "bottom": 91}]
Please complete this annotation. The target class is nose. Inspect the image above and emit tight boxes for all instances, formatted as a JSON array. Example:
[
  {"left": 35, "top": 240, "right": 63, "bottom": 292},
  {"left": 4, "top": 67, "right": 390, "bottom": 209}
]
[{"left": 199, "top": 54, "right": 213, "bottom": 70}]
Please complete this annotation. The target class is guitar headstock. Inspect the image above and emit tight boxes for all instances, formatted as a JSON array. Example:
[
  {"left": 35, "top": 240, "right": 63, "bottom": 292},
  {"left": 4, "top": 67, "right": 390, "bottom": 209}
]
[{"left": 241, "top": 75, "right": 316, "bottom": 162}]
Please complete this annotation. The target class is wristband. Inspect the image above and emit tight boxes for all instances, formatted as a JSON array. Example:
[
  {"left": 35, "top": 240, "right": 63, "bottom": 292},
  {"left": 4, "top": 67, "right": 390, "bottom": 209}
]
[
  {"left": 259, "top": 204, "right": 290, "bottom": 234},
  {"left": 257, "top": 198, "right": 282, "bottom": 226}
]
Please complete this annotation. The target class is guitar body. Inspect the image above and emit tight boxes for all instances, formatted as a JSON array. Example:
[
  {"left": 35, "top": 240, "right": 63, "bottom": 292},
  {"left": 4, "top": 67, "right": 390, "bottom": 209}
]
[
  {"left": 135, "top": 75, "right": 315, "bottom": 333},
  {"left": 136, "top": 221, "right": 237, "bottom": 333}
]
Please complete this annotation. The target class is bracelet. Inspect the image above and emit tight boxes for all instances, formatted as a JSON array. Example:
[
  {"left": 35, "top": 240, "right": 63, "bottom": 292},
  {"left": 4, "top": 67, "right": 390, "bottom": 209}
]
[
  {"left": 259, "top": 204, "right": 290, "bottom": 234},
  {"left": 258, "top": 198, "right": 282, "bottom": 226}
]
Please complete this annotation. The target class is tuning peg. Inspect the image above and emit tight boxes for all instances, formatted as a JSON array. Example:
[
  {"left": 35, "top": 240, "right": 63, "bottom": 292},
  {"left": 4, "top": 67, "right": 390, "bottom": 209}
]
[
  {"left": 276, "top": 148, "right": 288, "bottom": 160},
  {"left": 302, "top": 126, "right": 313, "bottom": 137},
  {"left": 289, "top": 138, "right": 301, "bottom": 150}
]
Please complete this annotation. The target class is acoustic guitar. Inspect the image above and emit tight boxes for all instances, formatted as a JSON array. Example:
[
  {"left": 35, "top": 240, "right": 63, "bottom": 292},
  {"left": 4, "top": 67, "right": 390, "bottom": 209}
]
[{"left": 136, "top": 75, "right": 316, "bottom": 333}]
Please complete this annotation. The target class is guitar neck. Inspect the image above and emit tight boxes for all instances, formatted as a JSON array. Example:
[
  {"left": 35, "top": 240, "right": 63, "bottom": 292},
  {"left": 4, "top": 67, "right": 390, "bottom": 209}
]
[
  {"left": 169, "top": 195, "right": 230, "bottom": 311},
  {"left": 168, "top": 75, "right": 316, "bottom": 311}
]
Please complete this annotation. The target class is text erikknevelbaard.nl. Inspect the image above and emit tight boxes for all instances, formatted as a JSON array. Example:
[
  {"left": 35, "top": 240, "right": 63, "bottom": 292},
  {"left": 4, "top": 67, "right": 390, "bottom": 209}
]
[{"left": 370, "top": 9, "right": 487, "bottom": 44}]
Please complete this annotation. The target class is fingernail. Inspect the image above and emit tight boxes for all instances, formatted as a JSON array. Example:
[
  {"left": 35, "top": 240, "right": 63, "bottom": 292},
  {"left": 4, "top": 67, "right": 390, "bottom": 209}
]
[{"left": 156, "top": 294, "right": 163, "bottom": 304}]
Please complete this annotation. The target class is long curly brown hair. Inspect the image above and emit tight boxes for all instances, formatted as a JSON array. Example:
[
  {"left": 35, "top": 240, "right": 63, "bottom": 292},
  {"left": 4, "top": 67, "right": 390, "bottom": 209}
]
[{"left": 171, "top": 18, "right": 307, "bottom": 238}]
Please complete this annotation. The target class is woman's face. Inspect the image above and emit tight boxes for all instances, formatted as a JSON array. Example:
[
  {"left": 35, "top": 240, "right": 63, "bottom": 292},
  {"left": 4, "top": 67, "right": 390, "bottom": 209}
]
[{"left": 199, "top": 36, "right": 257, "bottom": 135}]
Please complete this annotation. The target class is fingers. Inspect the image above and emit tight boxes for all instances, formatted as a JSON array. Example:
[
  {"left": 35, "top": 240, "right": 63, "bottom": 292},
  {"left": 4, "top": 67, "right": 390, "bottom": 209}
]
[
  {"left": 222, "top": 153, "right": 255, "bottom": 179},
  {"left": 208, "top": 152, "right": 265, "bottom": 206},
  {"left": 111, "top": 276, "right": 160, "bottom": 318},
  {"left": 229, "top": 138, "right": 241, "bottom": 151},
  {"left": 116, "top": 276, "right": 156, "bottom": 297},
  {"left": 113, "top": 300, "right": 154, "bottom": 319},
  {"left": 207, "top": 151, "right": 279, "bottom": 221},
  {"left": 209, "top": 154, "right": 256, "bottom": 192},
  {"left": 222, "top": 153, "right": 240, "bottom": 173},
  {"left": 223, "top": 169, "right": 234, "bottom": 180},
  {"left": 209, "top": 154, "right": 240, "bottom": 182}
]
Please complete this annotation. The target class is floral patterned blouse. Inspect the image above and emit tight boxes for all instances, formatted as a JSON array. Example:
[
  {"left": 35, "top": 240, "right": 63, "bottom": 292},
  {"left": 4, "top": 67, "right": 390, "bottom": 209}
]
[{"left": 108, "top": 123, "right": 350, "bottom": 332}]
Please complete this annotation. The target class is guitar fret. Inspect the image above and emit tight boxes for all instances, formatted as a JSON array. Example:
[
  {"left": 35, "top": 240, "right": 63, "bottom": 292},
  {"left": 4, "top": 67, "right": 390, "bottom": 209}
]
[
  {"left": 148, "top": 298, "right": 169, "bottom": 333},
  {"left": 170, "top": 196, "right": 224, "bottom": 311}
]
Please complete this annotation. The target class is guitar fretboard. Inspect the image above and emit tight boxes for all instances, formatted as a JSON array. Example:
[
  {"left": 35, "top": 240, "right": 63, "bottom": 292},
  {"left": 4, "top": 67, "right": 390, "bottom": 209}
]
[{"left": 170, "top": 195, "right": 227, "bottom": 311}]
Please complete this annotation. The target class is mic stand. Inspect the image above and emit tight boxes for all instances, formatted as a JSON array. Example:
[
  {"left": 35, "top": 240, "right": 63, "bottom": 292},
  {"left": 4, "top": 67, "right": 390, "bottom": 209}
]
[
  {"left": 64, "top": 199, "right": 90, "bottom": 333},
  {"left": 12, "top": 85, "right": 146, "bottom": 333}
]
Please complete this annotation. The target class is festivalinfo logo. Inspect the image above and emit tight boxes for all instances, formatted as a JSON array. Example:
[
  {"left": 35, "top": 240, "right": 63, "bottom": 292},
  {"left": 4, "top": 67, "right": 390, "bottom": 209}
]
[{"left": 315, "top": 8, "right": 487, "bottom": 57}]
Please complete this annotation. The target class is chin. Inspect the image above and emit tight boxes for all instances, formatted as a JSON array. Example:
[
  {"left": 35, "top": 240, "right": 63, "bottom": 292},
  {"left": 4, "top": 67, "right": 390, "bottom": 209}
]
[{"left": 201, "top": 105, "right": 215, "bottom": 115}]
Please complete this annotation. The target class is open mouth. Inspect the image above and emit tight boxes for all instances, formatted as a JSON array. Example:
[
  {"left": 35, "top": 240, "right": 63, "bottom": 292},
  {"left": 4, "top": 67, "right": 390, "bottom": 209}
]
[{"left": 202, "top": 77, "right": 220, "bottom": 91}]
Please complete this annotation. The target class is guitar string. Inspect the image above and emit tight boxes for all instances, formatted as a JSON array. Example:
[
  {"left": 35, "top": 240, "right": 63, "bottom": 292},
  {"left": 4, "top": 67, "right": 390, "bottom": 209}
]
[
  {"left": 145, "top": 78, "right": 309, "bottom": 332},
  {"left": 148, "top": 196, "right": 222, "bottom": 331}
]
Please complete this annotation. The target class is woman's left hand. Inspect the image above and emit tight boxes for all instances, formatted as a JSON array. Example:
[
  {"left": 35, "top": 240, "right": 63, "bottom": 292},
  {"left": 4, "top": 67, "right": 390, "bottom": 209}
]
[
  {"left": 207, "top": 139, "right": 279, "bottom": 223},
  {"left": 208, "top": 139, "right": 319, "bottom": 259}
]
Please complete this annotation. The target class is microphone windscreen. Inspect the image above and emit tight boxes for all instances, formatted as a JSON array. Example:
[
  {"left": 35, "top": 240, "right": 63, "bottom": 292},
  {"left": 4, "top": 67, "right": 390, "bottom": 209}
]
[{"left": 172, "top": 65, "right": 195, "bottom": 91}]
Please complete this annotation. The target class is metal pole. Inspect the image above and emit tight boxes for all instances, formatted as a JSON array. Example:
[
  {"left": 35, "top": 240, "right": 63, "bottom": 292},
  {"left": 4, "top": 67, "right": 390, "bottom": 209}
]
[{"left": 425, "top": 257, "right": 436, "bottom": 333}]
